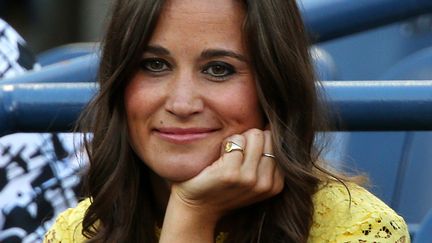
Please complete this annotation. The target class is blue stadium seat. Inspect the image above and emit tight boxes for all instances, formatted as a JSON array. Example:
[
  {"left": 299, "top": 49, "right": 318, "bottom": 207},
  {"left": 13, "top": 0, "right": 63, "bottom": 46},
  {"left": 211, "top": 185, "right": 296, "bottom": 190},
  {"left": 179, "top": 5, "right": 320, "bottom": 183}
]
[
  {"left": 1, "top": 54, "right": 99, "bottom": 85},
  {"left": 381, "top": 47, "right": 432, "bottom": 230},
  {"left": 335, "top": 45, "right": 432, "bottom": 240},
  {"left": 383, "top": 46, "right": 432, "bottom": 80},
  {"left": 37, "top": 43, "right": 99, "bottom": 66},
  {"left": 370, "top": 46, "right": 432, "bottom": 239},
  {"left": 414, "top": 208, "right": 432, "bottom": 243}
]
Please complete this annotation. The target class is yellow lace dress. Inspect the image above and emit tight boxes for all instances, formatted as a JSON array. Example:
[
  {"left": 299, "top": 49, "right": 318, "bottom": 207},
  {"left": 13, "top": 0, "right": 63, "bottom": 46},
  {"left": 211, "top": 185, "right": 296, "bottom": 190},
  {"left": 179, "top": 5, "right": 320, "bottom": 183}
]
[{"left": 44, "top": 182, "right": 410, "bottom": 243}]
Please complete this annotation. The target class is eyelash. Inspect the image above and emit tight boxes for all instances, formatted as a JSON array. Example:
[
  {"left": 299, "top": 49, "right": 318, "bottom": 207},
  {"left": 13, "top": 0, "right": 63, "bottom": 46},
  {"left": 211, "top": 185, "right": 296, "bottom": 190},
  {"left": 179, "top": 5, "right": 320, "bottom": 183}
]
[
  {"left": 140, "top": 58, "right": 171, "bottom": 73},
  {"left": 202, "top": 61, "right": 236, "bottom": 81},
  {"left": 139, "top": 58, "right": 236, "bottom": 81}
]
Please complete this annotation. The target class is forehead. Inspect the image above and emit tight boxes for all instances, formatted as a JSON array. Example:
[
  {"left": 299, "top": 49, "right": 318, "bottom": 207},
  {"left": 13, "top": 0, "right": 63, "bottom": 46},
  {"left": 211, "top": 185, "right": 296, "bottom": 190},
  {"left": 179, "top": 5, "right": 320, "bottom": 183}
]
[
  {"left": 150, "top": 0, "right": 247, "bottom": 43},
  {"left": 145, "top": 0, "right": 248, "bottom": 57},
  {"left": 162, "top": 0, "right": 245, "bottom": 20}
]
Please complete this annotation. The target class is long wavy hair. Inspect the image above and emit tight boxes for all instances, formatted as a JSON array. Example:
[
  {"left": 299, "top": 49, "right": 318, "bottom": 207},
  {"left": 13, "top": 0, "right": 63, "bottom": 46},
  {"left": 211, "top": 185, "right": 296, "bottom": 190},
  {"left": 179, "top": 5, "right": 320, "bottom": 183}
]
[{"left": 78, "top": 0, "right": 334, "bottom": 242}]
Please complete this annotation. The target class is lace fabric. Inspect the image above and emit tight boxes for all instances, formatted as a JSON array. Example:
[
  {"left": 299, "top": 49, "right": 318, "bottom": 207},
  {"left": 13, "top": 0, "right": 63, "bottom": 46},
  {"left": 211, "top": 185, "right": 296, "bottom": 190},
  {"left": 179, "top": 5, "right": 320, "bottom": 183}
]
[
  {"left": 43, "top": 199, "right": 227, "bottom": 243},
  {"left": 44, "top": 199, "right": 90, "bottom": 243},
  {"left": 308, "top": 181, "right": 410, "bottom": 243},
  {"left": 44, "top": 182, "right": 410, "bottom": 242}
]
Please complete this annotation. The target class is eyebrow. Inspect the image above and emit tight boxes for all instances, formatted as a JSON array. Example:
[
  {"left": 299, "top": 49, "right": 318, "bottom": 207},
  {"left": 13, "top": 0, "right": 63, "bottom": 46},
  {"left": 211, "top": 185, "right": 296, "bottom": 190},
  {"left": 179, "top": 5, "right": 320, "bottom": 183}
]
[
  {"left": 144, "top": 45, "right": 170, "bottom": 56},
  {"left": 200, "top": 49, "right": 248, "bottom": 63},
  {"left": 143, "top": 45, "right": 248, "bottom": 62}
]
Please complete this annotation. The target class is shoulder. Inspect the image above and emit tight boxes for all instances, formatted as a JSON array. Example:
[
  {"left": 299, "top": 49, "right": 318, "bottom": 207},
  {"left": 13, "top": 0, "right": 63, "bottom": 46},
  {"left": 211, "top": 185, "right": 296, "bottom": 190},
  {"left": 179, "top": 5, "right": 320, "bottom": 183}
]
[
  {"left": 43, "top": 198, "right": 91, "bottom": 243},
  {"left": 309, "top": 181, "right": 410, "bottom": 243}
]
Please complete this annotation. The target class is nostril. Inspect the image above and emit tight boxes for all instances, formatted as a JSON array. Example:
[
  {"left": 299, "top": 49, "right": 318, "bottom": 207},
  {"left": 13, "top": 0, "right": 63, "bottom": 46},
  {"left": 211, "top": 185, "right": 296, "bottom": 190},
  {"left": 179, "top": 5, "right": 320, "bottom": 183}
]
[
  {"left": 165, "top": 90, "right": 204, "bottom": 115},
  {"left": 165, "top": 99, "right": 204, "bottom": 117},
  {"left": 165, "top": 78, "right": 204, "bottom": 117}
]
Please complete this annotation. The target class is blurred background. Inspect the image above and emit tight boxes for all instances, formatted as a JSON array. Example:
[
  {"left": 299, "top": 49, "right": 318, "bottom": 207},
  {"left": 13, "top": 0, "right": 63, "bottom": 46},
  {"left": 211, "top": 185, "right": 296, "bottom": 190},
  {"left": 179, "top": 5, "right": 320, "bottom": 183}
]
[
  {"left": 1, "top": 0, "right": 431, "bottom": 78},
  {"left": 0, "top": 0, "right": 109, "bottom": 53},
  {"left": 1, "top": 0, "right": 432, "bottom": 242}
]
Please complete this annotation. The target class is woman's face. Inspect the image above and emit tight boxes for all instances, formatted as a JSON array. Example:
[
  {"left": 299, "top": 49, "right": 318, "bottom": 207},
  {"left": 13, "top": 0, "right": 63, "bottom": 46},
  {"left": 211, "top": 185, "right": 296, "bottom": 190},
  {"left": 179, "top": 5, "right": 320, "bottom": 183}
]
[{"left": 125, "top": 0, "right": 264, "bottom": 182}]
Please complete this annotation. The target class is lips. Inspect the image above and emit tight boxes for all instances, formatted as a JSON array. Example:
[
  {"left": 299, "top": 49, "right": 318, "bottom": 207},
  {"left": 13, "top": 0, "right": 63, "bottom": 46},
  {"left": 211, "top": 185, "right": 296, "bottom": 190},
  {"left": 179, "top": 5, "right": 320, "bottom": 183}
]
[{"left": 154, "top": 127, "right": 219, "bottom": 144}]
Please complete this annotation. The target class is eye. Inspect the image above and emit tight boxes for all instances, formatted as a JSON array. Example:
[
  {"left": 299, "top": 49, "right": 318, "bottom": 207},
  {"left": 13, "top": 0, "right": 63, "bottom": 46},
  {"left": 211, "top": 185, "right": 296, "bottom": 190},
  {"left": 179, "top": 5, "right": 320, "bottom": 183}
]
[
  {"left": 140, "top": 58, "right": 170, "bottom": 72},
  {"left": 202, "top": 61, "right": 235, "bottom": 80}
]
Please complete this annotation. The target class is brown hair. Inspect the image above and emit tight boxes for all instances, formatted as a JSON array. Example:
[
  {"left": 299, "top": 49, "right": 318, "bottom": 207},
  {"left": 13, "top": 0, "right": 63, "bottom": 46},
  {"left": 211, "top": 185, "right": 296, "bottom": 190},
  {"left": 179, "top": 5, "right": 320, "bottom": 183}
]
[{"left": 78, "top": 0, "right": 334, "bottom": 242}]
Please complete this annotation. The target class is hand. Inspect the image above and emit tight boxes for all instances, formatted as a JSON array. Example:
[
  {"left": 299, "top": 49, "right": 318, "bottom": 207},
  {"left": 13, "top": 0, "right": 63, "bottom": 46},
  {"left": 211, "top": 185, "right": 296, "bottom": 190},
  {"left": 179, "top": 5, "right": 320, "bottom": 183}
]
[{"left": 169, "top": 128, "right": 284, "bottom": 221}]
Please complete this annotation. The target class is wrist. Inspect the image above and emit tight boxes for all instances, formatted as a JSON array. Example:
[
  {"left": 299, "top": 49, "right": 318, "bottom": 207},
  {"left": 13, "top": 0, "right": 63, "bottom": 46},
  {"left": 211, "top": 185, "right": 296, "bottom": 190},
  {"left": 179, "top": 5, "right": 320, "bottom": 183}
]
[
  {"left": 167, "top": 192, "right": 221, "bottom": 225},
  {"left": 159, "top": 193, "right": 220, "bottom": 242}
]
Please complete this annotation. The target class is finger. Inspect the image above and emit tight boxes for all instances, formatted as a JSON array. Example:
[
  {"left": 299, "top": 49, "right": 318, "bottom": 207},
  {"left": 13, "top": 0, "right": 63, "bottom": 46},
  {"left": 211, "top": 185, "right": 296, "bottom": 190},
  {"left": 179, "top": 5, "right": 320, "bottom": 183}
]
[
  {"left": 261, "top": 129, "right": 276, "bottom": 173},
  {"left": 271, "top": 165, "right": 285, "bottom": 195},
  {"left": 255, "top": 130, "right": 276, "bottom": 193},
  {"left": 188, "top": 134, "right": 246, "bottom": 193},
  {"left": 262, "top": 130, "right": 273, "bottom": 157},
  {"left": 240, "top": 129, "right": 265, "bottom": 177},
  {"left": 220, "top": 134, "right": 246, "bottom": 170},
  {"left": 267, "top": 129, "right": 284, "bottom": 194}
]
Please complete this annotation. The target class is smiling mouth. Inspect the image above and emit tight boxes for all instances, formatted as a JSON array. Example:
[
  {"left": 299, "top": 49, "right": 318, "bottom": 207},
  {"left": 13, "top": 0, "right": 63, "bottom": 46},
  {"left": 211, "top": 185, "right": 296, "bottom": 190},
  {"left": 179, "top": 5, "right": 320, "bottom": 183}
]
[{"left": 154, "top": 127, "right": 219, "bottom": 144}]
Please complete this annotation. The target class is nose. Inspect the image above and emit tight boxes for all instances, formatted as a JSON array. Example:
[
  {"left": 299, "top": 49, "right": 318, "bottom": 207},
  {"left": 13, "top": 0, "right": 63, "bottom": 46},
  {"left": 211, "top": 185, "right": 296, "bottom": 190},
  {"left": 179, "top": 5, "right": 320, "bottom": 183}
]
[{"left": 165, "top": 72, "right": 204, "bottom": 118}]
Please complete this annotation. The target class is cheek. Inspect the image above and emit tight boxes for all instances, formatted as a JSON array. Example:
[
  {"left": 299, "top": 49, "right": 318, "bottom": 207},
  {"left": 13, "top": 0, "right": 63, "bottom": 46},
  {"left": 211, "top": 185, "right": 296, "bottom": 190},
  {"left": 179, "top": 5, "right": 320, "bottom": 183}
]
[
  {"left": 124, "top": 77, "right": 153, "bottom": 147},
  {"left": 217, "top": 83, "right": 264, "bottom": 129},
  {"left": 124, "top": 75, "right": 162, "bottom": 123},
  {"left": 124, "top": 78, "right": 140, "bottom": 118},
  {"left": 124, "top": 92, "right": 144, "bottom": 132}
]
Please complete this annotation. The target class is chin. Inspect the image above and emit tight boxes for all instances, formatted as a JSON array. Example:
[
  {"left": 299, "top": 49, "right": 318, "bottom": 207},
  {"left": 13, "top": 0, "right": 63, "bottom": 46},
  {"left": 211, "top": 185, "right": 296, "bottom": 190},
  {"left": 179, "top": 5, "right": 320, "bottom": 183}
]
[
  {"left": 151, "top": 154, "right": 217, "bottom": 182},
  {"left": 165, "top": 172, "right": 199, "bottom": 182},
  {"left": 141, "top": 141, "right": 222, "bottom": 182},
  {"left": 158, "top": 165, "right": 204, "bottom": 182}
]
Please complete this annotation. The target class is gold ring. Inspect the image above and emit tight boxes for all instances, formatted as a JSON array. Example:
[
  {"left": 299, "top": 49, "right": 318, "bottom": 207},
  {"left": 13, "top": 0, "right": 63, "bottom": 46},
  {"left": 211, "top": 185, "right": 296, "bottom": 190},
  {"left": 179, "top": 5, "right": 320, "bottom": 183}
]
[
  {"left": 262, "top": 153, "right": 276, "bottom": 159},
  {"left": 224, "top": 141, "right": 244, "bottom": 154}
]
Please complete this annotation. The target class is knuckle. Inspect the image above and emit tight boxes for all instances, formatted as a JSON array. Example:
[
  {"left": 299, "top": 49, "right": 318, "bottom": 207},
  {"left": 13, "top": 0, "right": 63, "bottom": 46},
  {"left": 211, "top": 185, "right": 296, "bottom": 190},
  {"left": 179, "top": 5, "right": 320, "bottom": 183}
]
[
  {"left": 246, "top": 128, "right": 263, "bottom": 138},
  {"left": 255, "top": 179, "right": 273, "bottom": 194},
  {"left": 221, "top": 151, "right": 243, "bottom": 162},
  {"left": 240, "top": 174, "right": 257, "bottom": 187},
  {"left": 220, "top": 170, "right": 240, "bottom": 184},
  {"left": 225, "top": 134, "right": 246, "bottom": 147},
  {"left": 229, "top": 134, "right": 243, "bottom": 141},
  {"left": 273, "top": 179, "right": 285, "bottom": 194}
]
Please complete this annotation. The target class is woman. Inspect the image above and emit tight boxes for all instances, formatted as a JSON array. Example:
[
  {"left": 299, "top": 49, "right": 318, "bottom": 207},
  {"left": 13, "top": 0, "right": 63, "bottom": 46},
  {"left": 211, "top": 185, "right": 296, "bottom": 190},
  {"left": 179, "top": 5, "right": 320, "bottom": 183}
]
[{"left": 45, "top": 0, "right": 410, "bottom": 242}]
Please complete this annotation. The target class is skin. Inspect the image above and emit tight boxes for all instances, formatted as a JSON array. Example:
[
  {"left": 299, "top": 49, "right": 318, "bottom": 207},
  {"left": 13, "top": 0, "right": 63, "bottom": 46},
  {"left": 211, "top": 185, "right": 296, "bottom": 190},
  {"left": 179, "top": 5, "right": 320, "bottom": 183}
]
[
  {"left": 124, "top": 0, "right": 284, "bottom": 241},
  {"left": 125, "top": 0, "right": 263, "bottom": 182}
]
